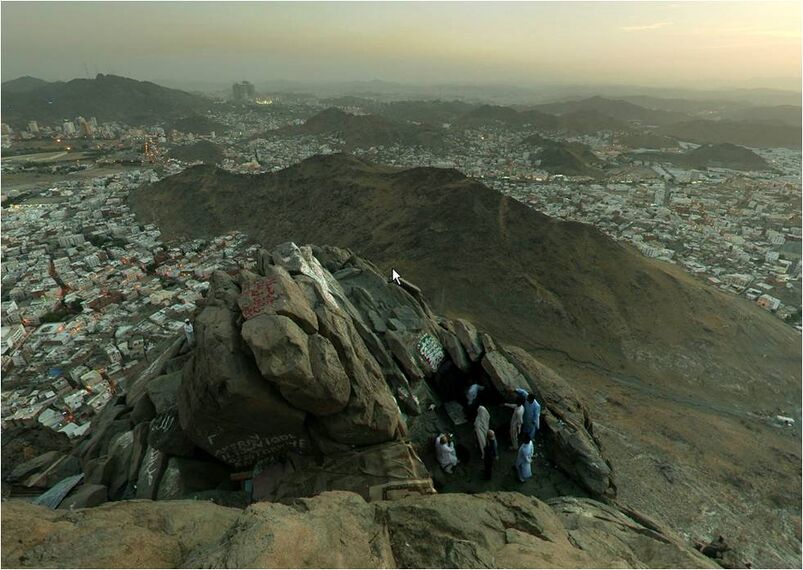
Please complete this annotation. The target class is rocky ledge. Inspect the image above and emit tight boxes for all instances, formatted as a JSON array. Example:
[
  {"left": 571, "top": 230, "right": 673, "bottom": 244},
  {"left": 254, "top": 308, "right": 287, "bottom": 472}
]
[{"left": 2, "top": 491, "right": 717, "bottom": 568}]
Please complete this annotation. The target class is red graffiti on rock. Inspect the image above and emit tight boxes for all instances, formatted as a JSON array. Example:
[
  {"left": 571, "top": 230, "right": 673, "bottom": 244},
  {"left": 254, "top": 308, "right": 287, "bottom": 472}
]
[{"left": 241, "top": 279, "right": 277, "bottom": 320}]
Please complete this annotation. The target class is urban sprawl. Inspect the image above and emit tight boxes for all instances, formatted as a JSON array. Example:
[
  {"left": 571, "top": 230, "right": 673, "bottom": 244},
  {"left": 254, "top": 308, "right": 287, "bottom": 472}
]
[{"left": 2, "top": 86, "right": 800, "bottom": 443}]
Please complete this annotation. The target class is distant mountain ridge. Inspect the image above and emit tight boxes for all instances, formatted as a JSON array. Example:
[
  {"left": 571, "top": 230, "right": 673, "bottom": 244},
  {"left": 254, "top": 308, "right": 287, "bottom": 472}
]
[
  {"left": 655, "top": 119, "right": 801, "bottom": 149},
  {"left": 631, "top": 143, "right": 771, "bottom": 171},
  {"left": 311, "top": 95, "right": 800, "bottom": 148},
  {"left": 532, "top": 95, "right": 692, "bottom": 126},
  {"left": 1, "top": 74, "right": 211, "bottom": 127},
  {"left": 277, "top": 107, "right": 446, "bottom": 149},
  {"left": 1, "top": 76, "right": 51, "bottom": 94}
]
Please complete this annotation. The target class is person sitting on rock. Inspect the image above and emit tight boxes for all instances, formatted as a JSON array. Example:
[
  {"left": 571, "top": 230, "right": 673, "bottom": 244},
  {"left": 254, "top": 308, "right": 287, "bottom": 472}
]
[
  {"left": 504, "top": 394, "right": 526, "bottom": 450},
  {"left": 515, "top": 433, "right": 534, "bottom": 483},
  {"left": 474, "top": 405, "right": 490, "bottom": 459},
  {"left": 483, "top": 430, "right": 498, "bottom": 480},
  {"left": 435, "top": 433, "right": 458, "bottom": 474}
]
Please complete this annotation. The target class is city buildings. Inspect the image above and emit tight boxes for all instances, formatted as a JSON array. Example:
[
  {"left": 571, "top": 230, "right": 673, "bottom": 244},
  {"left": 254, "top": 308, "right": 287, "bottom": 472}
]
[{"left": 232, "top": 81, "right": 256, "bottom": 102}]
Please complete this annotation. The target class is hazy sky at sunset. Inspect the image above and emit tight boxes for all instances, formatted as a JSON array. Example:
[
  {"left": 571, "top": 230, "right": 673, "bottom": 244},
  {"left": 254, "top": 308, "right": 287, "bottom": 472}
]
[{"left": 2, "top": 1, "right": 800, "bottom": 89}]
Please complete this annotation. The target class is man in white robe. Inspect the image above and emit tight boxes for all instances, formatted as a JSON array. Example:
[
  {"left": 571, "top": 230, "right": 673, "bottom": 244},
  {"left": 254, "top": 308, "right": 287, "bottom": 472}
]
[
  {"left": 516, "top": 433, "right": 534, "bottom": 482},
  {"left": 504, "top": 394, "right": 526, "bottom": 450},
  {"left": 183, "top": 319, "right": 195, "bottom": 347},
  {"left": 474, "top": 405, "right": 490, "bottom": 459}
]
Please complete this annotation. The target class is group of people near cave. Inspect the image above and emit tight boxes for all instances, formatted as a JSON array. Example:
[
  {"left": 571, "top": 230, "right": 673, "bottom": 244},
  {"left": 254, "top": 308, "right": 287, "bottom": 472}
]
[{"left": 435, "top": 384, "right": 541, "bottom": 483}]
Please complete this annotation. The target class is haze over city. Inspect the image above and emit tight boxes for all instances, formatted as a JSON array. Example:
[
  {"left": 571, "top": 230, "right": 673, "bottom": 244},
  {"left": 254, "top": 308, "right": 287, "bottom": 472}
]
[{"left": 2, "top": 1, "right": 801, "bottom": 90}]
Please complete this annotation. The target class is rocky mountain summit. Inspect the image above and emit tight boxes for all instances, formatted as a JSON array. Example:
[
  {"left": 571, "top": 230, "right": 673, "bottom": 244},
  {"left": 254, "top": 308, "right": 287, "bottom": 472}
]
[{"left": 3, "top": 242, "right": 724, "bottom": 567}]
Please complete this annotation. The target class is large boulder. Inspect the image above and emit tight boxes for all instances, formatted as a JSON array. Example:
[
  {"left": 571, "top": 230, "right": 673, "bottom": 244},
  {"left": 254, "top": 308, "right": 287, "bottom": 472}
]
[
  {"left": 252, "top": 441, "right": 433, "bottom": 503},
  {"left": 182, "top": 492, "right": 397, "bottom": 568},
  {"left": 207, "top": 270, "right": 241, "bottom": 309},
  {"left": 438, "top": 326, "right": 472, "bottom": 372},
  {"left": 177, "top": 303, "right": 309, "bottom": 468},
  {"left": 106, "top": 430, "right": 135, "bottom": 499},
  {"left": 7, "top": 451, "right": 65, "bottom": 484},
  {"left": 124, "top": 423, "right": 150, "bottom": 498},
  {"left": 135, "top": 446, "right": 168, "bottom": 500},
  {"left": 78, "top": 404, "right": 130, "bottom": 462},
  {"left": 124, "top": 335, "right": 185, "bottom": 407},
  {"left": 84, "top": 455, "right": 115, "bottom": 487},
  {"left": 146, "top": 371, "right": 182, "bottom": 415},
  {"left": 384, "top": 331, "right": 426, "bottom": 382},
  {"left": 452, "top": 319, "right": 484, "bottom": 362},
  {"left": 307, "top": 334, "right": 352, "bottom": 413},
  {"left": 242, "top": 314, "right": 313, "bottom": 382},
  {"left": 1, "top": 500, "right": 240, "bottom": 568},
  {"left": 1, "top": 425, "right": 71, "bottom": 478},
  {"left": 130, "top": 392, "right": 157, "bottom": 425},
  {"left": 12, "top": 452, "right": 81, "bottom": 491},
  {"left": 481, "top": 349, "right": 529, "bottom": 395},
  {"left": 312, "top": 300, "right": 401, "bottom": 445},
  {"left": 58, "top": 484, "right": 108, "bottom": 510},
  {"left": 270, "top": 242, "right": 319, "bottom": 276},
  {"left": 242, "top": 315, "right": 350, "bottom": 415},
  {"left": 148, "top": 411, "right": 195, "bottom": 457},
  {"left": 238, "top": 266, "right": 318, "bottom": 334}
]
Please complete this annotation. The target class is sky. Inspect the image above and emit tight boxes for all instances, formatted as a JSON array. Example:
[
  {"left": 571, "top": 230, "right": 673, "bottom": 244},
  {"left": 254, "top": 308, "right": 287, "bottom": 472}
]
[{"left": 1, "top": 1, "right": 801, "bottom": 90}]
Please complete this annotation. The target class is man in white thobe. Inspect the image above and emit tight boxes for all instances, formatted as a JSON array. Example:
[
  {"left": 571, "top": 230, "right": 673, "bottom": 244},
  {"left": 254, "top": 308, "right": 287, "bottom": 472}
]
[
  {"left": 474, "top": 405, "right": 490, "bottom": 459},
  {"left": 504, "top": 394, "right": 525, "bottom": 450},
  {"left": 183, "top": 319, "right": 195, "bottom": 347}
]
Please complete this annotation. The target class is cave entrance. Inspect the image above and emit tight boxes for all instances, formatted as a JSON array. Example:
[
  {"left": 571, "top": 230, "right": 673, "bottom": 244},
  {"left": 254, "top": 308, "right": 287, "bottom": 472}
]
[{"left": 410, "top": 358, "right": 589, "bottom": 502}]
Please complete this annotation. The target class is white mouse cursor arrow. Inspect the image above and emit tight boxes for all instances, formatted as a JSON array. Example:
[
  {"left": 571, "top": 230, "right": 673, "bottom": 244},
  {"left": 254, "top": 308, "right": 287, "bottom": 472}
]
[{"left": 390, "top": 269, "right": 402, "bottom": 285}]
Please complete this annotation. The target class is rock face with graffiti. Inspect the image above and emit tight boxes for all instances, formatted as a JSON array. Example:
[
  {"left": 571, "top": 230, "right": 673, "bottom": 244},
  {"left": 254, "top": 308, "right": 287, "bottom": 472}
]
[{"left": 63, "top": 241, "right": 614, "bottom": 511}]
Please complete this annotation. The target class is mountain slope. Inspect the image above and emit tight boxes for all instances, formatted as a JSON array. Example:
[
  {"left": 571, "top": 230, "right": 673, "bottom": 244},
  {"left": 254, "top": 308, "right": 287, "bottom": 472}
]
[
  {"left": 128, "top": 154, "right": 799, "bottom": 413},
  {"left": 1, "top": 74, "right": 210, "bottom": 127},
  {"left": 288, "top": 107, "right": 445, "bottom": 149}
]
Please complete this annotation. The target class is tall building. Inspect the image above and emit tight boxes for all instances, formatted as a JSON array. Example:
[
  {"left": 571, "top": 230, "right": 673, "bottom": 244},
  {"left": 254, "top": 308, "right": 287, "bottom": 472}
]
[
  {"left": 79, "top": 118, "right": 94, "bottom": 137},
  {"left": 62, "top": 121, "right": 76, "bottom": 136},
  {"left": 27, "top": 121, "right": 39, "bottom": 134},
  {"left": 232, "top": 81, "right": 256, "bottom": 101}
]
